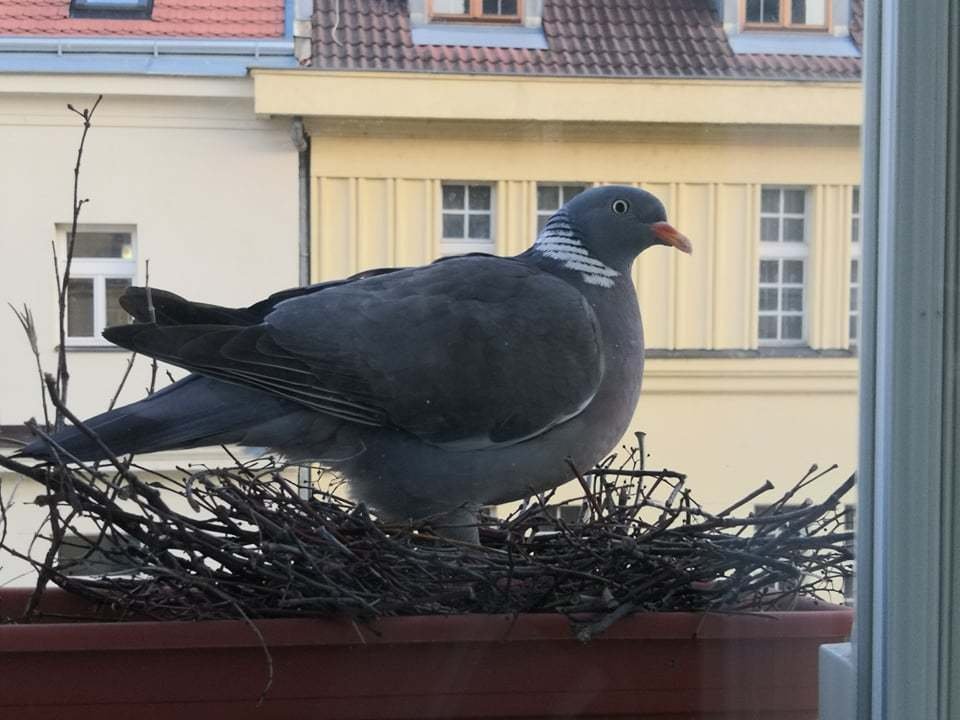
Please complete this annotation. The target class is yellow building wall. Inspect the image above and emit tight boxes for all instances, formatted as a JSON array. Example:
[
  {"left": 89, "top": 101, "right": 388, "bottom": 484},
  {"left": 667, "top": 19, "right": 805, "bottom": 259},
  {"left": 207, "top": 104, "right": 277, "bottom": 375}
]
[
  {"left": 308, "top": 124, "right": 860, "bottom": 352},
  {"left": 305, "top": 122, "right": 860, "bottom": 508}
]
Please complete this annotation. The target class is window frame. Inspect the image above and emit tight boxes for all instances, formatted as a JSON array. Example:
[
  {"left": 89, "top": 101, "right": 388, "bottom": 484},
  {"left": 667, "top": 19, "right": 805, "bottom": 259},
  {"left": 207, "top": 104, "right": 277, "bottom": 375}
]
[
  {"left": 60, "top": 225, "right": 137, "bottom": 348},
  {"left": 757, "top": 186, "right": 810, "bottom": 347},
  {"left": 429, "top": 0, "right": 523, "bottom": 23},
  {"left": 440, "top": 182, "right": 496, "bottom": 256},
  {"left": 740, "top": 0, "right": 831, "bottom": 32}
]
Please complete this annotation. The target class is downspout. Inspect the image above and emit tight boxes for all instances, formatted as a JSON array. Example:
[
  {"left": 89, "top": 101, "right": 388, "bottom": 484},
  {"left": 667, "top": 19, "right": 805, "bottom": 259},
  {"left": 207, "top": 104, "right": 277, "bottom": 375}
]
[
  {"left": 291, "top": 116, "right": 310, "bottom": 287},
  {"left": 291, "top": 116, "right": 312, "bottom": 500}
]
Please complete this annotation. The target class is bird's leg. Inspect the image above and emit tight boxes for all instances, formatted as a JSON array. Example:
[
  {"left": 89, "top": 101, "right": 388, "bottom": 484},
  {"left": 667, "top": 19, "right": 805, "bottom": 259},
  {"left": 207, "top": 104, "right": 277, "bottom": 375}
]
[{"left": 429, "top": 504, "right": 482, "bottom": 544}]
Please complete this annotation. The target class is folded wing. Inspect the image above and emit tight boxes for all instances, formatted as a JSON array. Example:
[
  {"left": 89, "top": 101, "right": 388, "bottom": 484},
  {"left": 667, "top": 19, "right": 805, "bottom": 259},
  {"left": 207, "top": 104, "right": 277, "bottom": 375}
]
[{"left": 106, "top": 256, "right": 604, "bottom": 450}]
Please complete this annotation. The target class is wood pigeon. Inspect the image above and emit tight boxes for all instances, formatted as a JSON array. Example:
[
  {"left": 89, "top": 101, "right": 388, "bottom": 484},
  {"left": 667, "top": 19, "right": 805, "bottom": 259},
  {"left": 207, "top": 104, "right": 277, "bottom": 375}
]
[{"left": 19, "top": 186, "right": 692, "bottom": 537}]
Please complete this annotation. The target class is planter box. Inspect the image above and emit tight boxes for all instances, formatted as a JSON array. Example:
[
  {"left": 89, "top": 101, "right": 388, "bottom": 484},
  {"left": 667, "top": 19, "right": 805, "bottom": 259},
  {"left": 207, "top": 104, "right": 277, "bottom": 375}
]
[{"left": 0, "top": 588, "right": 851, "bottom": 720}]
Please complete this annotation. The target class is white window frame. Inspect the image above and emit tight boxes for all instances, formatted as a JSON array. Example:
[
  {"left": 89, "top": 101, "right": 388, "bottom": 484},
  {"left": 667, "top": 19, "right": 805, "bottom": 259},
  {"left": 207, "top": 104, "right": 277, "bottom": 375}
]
[
  {"left": 440, "top": 182, "right": 495, "bottom": 256},
  {"left": 758, "top": 186, "right": 809, "bottom": 346},
  {"left": 60, "top": 224, "right": 136, "bottom": 348},
  {"left": 850, "top": 186, "right": 862, "bottom": 347},
  {"left": 535, "top": 183, "right": 589, "bottom": 234}
]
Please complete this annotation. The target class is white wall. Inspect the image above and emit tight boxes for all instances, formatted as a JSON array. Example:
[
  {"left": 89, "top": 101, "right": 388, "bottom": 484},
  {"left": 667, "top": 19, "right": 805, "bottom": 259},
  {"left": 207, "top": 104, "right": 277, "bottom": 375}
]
[{"left": 0, "top": 75, "right": 299, "bottom": 425}]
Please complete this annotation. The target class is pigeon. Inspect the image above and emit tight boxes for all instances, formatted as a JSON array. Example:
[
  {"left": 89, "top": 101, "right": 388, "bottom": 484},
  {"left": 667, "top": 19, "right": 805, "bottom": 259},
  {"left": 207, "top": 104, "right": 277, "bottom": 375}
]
[{"left": 18, "top": 186, "right": 691, "bottom": 538}]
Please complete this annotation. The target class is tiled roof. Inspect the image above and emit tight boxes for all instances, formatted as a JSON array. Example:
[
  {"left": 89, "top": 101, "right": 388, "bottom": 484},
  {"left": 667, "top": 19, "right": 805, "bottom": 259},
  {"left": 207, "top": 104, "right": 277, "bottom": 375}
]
[
  {"left": 311, "top": 0, "right": 862, "bottom": 81},
  {"left": 0, "top": 0, "right": 285, "bottom": 38}
]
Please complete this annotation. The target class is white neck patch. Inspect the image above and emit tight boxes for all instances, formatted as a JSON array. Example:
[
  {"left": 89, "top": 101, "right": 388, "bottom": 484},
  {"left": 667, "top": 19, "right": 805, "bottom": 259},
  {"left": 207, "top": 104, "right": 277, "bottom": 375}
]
[{"left": 532, "top": 210, "right": 620, "bottom": 288}]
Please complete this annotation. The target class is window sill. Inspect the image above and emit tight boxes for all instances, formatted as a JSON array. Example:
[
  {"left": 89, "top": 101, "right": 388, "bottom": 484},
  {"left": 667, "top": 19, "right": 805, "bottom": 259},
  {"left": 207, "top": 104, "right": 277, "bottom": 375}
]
[
  {"left": 410, "top": 23, "right": 548, "bottom": 50},
  {"left": 645, "top": 347, "right": 856, "bottom": 359},
  {"left": 726, "top": 31, "right": 860, "bottom": 58},
  {"left": 59, "top": 345, "right": 129, "bottom": 353}
]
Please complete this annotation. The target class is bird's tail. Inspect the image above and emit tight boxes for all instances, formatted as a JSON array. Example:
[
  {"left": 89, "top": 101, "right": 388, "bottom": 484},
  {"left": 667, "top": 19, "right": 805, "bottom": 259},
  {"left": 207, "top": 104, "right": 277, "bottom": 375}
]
[{"left": 16, "top": 374, "right": 310, "bottom": 463}]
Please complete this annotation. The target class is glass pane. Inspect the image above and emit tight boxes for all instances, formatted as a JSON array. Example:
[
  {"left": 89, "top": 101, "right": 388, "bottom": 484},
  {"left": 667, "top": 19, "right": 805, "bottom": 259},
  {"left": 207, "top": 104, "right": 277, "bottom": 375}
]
[
  {"left": 442, "top": 213, "right": 464, "bottom": 238},
  {"left": 781, "top": 315, "right": 803, "bottom": 340},
  {"left": 783, "top": 287, "right": 804, "bottom": 311},
  {"left": 760, "top": 259, "right": 779, "bottom": 283},
  {"left": 67, "top": 278, "right": 94, "bottom": 337},
  {"left": 745, "top": 0, "right": 762, "bottom": 22},
  {"left": 761, "top": 188, "right": 780, "bottom": 213},
  {"left": 758, "top": 315, "right": 778, "bottom": 339},
  {"left": 761, "top": 217, "right": 780, "bottom": 242},
  {"left": 442, "top": 185, "right": 464, "bottom": 210},
  {"left": 852, "top": 186, "right": 860, "bottom": 214},
  {"left": 783, "top": 260, "right": 804, "bottom": 284},
  {"left": 762, "top": 0, "right": 780, "bottom": 22},
  {"left": 783, "top": 217, "right": 805, "bottom": 242},
  {"left": 562, "top": 185, "right": 587, "bottom": 202},
  {"left": 499, "top": 0, "right": 518, "bottom": 14},
  {"left": 105, "top": 278, "right": 132, "bottom": 327},
  {"left": 433, "top": 0, "right": 467, "bottom": 13},
  {"left": 536, "top": 215, "right": 548, "bottom": 234},
  {"left": 852, "top": 217, "right": 860, "bottom": 243},
  {"left": 69, "top": 231, "right": 132, "bottom": 259},
  {"left": 851, "top": 258, "right": 860, "bottom": 283},
  {"left": 759, "top": 288, "right": 779, "bottom": 311},
  {"left": 792, "top": 0, "right": 826, "bottom": 25},
  {"left": 783, "top": 189, "right": 805, "bottom": 214},
  {"left": 468, "top": 213, "right": 491, "bottom": 239},
  {"left": 538, "top": 185, "right": 559, "bottom": 211},
  {"left": 468, "top": 185, "right": 491, "bottom": 210},
  {"left": 850, "top": 316, "right": 858, "bottom": 341}
]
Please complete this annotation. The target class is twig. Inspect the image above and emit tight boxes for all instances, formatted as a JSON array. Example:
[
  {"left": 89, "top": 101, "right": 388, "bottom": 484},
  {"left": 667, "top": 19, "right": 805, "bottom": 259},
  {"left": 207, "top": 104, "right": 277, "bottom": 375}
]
[{"left": 54, "top": 95, "right": 103, "bottom": 431}]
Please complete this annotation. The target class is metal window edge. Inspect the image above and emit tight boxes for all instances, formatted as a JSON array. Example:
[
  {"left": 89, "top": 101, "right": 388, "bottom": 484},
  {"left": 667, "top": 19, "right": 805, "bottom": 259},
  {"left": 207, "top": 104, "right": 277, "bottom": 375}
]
[{"left": 848, "top": 1, "right": 960, "bottom": 720}]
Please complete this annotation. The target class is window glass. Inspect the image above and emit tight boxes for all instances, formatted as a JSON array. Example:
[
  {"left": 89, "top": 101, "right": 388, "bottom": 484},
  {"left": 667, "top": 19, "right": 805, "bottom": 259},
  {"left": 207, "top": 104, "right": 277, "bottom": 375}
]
[{"left": 67, "top": 278, "right": 94, "bottom": 337}]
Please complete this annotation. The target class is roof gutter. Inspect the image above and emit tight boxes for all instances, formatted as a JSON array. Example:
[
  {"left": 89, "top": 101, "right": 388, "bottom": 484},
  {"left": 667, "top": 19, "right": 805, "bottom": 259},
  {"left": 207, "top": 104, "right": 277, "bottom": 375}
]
[{"left": 0, "top": 37, "right": 294, "bottom": 57}]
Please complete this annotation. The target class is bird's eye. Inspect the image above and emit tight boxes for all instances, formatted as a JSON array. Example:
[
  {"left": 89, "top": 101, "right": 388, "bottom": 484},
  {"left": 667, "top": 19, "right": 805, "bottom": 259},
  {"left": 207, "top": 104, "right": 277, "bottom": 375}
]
[{"left": 612, "top": 199, "right": 629, "bottom": 214}]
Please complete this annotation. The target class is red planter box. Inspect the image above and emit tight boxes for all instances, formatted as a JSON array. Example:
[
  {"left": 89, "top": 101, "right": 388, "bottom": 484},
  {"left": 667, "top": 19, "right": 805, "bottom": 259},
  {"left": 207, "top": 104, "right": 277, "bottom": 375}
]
[{"left": 0, "top": 588, "right": 851, "bottom": 720}]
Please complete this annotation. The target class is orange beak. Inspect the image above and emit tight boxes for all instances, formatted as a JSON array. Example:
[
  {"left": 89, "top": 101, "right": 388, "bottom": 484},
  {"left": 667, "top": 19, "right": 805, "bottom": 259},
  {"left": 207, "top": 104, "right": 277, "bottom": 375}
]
[{"left": 651, "top": 222, "right": 693, "bottom": 254}]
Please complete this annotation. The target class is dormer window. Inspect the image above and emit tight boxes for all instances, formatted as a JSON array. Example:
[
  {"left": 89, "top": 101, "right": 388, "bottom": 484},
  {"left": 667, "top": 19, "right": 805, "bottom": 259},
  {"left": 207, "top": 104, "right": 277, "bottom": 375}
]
[
  {"left": 743, "top": 0, "right": 828, "bottom": 30},
  {"left": 70, "top": 0, "right": 153, "bottom": 20},
  {"left": 431, "top": 0, "right": 521, "bottom": 23}
]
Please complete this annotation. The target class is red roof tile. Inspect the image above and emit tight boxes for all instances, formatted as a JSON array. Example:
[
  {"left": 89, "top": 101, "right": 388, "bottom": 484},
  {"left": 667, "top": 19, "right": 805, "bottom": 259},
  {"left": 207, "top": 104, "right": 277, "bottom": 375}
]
[
  {"left": 0, "top": 0, "right": 284, "bottom": 38},
  {"left": 311, "top": 0, "right": 861, "bottom": 81}
]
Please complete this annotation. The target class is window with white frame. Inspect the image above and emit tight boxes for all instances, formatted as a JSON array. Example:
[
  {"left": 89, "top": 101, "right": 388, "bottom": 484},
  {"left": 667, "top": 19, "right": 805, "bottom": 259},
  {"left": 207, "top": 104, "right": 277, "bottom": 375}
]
[
  {"left": 441, "top": 183, "right": 495, "bottom": 255},
  {"left": 758, "top": 187, "right": 808, "bottom": 345},
  {"left": 64, "top": 227, "right": 135, "bottom": 346},
  {"left": 536, "top": 183, "right": 588, "bottom": 234},
  {"left": 850, "top": 186, "right": 862, "bottom": 346}
]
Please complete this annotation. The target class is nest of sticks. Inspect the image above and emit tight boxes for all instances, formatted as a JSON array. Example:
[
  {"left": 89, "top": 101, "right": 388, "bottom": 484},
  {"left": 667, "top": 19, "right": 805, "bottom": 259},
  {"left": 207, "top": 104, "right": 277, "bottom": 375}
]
[{"left": 0, "top": 430, "right": 854, "bottom": 636}]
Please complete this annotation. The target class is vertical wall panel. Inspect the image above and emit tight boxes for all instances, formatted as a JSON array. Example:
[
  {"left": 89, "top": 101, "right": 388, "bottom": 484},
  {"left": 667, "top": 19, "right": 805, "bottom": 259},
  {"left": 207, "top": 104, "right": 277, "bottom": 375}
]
[
  {"left": 714, "top": 183, "right": 754, "bottom": 348},
  {"left": 817, "top": 184, "right": 852, "bottom": 348},
  {"left": 356, "top": 178, "right": 393, "bottom": 271},
  {"left": 314, "top": 177, "right": 355, "bottom": 281},
  {"left": 394, "top": 178, "right": 433, "bottom": 267},
  {"left": 674, "top": 183, "right": 713, "bottom": 348},
  {"left": 501, "top": 180, "right": 533, "bottom": 256},
  {"left": 636, "top": 182, "right": 676, "bottom": 348}
]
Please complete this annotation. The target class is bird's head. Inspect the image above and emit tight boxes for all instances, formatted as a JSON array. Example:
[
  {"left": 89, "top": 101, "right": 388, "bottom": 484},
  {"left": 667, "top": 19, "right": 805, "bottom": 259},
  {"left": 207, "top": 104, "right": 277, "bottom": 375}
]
[{"left": 534, "top": 185, "right": 692, "bottom": 285}]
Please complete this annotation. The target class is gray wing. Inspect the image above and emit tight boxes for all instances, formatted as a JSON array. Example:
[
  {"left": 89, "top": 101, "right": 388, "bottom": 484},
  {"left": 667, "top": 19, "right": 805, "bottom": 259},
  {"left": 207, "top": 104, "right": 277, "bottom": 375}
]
[{"left": 105, "top": 256, "right": 604, "bottom": 450}]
